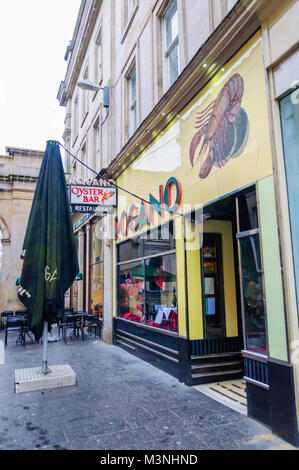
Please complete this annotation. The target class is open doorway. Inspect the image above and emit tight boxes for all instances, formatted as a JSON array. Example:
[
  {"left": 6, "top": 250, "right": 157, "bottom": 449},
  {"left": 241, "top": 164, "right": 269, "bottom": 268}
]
[{"left": 187, "top": 184, "right": 268, "bottom": 386}]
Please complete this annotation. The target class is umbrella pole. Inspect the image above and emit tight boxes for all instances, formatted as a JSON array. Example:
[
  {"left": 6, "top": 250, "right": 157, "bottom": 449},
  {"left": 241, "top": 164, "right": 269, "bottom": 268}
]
[{"left": 42, "top": 321, "right": 50, "bottom": 374}]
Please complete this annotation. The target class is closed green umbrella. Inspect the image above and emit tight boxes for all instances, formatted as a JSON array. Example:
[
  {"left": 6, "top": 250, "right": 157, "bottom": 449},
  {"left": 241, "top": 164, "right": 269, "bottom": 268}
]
[{"left": 17, "top": 140, "right": 79, "bottom": 373}]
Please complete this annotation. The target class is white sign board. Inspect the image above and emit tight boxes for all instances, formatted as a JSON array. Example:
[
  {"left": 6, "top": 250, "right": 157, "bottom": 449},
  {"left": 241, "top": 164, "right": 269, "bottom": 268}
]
[{"left": 69, "top": 185, "right": 117, "bottom": 207}]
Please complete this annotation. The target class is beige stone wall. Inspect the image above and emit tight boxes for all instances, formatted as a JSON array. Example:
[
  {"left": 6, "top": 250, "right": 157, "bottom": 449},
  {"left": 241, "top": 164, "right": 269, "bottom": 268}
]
[
  {"left": 65, "top": 0, "right": 236, "bottom": 181},
  {"left": 0, "top": 149, "right": 42, "bottom": 313}
]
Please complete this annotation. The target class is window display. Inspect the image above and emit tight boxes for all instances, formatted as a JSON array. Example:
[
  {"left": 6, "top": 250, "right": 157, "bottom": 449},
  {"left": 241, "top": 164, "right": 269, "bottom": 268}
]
[
  {"left": 144, "top": 254, "right": 177, "bottom": 331},
  {"left": 117, "top": 222, "right": 177, "bottom": 332},
  {"left": 118, "top": 261, "right": 144, "bottom": 323}
]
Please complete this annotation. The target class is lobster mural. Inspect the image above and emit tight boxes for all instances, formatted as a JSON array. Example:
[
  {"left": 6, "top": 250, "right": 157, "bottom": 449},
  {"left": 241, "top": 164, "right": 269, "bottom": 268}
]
[{"left": 189, "top": 73, "right": 249, "bottom": 179}]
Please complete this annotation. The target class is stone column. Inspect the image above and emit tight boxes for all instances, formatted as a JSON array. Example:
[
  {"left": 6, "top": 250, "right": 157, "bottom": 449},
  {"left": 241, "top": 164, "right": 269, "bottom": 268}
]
[
  {"left": 0, "top": 238, "right": 11, "bottom": 311},
  {"left": 102, "top": 213, "right": 113, "bottom": 344},
  {"left": 78, "top": 230, "right": 84, "bottom": 311},
  {"left": 85, "top": 223, "right": 91, "bottom": 312}
]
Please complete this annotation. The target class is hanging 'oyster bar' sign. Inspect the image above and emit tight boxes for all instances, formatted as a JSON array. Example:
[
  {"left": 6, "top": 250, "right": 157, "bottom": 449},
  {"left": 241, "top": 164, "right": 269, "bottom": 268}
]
[{"left": 69, "top": 184, "right": 117, "bottom": 213}]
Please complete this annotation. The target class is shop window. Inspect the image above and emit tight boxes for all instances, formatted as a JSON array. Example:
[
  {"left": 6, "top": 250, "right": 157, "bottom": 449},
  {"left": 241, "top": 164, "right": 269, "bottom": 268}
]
[
  {"left": 117, "top": 237, "right": 144, "bottom": 263},
  {"left": 117, "top": 222, "right": 177, "bottom": 332},
  {"left": 117, "top": 221, "right": 174, "bottom": 262},
  {"left": 239, "top": 233, "right": 267, "bottom": 355},
  {"left": 118, "top": 254, "right": 177, "bottom": 332},
  {"left": 143, "top": 222, "right": 175, "bottom": 257},
  {"left": 202, "top": 234, "right": 225, "bottom": 337},
  {"left": 280, "top": 92, "right": 299, "bottom": 317},
  {"left": 89, "top": 223, "right": 104, "bottom": 317},
  {"left": 164, "top": 0, "right": 179, "bottom": 88},
  {"left": 90, "top": 263, "right": 103, "bottom": 317},
  {"left": 144, "top": 254, "right": 177, "bottom": 331},
  {"left": 118, "top": 261, "right": 145, "bottom": 323}
]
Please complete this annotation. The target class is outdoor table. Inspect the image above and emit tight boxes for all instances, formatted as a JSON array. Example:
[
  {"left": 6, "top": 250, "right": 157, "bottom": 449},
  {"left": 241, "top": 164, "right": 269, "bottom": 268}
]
[{"left": 62, "top": 313, "right": 98, "bottom": 341}]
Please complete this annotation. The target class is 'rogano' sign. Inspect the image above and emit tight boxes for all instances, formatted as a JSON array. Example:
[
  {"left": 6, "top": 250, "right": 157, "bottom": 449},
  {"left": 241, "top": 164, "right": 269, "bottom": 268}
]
[{"left": 115, "top": 176, "right": 182, "bottom": 240}]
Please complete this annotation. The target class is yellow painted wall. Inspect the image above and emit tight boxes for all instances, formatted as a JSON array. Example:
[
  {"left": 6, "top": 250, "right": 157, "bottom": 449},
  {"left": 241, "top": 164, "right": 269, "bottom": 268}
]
[
  {"left": 175, "top": 217, "right": 187, "bottom": 338},
  {"left": 115, "top": 31, "right": 273, "bottom": 243},
  {"left": 185, "top": 219, "right": 204, "bottom": 340}
]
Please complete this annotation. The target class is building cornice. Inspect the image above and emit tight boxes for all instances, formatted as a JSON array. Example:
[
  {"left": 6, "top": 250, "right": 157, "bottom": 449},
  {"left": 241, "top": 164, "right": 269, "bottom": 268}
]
[
  {"left": 57, "top": 0, "right": 103, "bottom": 106},
  {"left": 4, "top": 146, "right": 44, "bottom": 158}
]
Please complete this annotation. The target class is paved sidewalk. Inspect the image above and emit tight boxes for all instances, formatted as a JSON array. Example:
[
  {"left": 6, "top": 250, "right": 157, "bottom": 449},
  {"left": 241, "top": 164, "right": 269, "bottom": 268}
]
[{"left": 0, "top": 331, "right": 295, "bottom": 450}]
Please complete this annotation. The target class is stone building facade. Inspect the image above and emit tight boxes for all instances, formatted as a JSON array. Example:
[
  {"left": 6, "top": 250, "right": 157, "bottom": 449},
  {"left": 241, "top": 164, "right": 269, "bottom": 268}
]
[
  {"left": 0, "top": 146, "right": 43, "bottom": 312},
  {"left": 58, "top": 0, "right": 299, "bottom": 445}
]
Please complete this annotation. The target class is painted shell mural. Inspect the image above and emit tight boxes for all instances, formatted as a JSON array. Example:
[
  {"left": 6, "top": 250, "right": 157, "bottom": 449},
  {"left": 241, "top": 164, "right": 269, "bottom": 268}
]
[{"left": 189, "top": 73, "right": 249, "bottom": 179}]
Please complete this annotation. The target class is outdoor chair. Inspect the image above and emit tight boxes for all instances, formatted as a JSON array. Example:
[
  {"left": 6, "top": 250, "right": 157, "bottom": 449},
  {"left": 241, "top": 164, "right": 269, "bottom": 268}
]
[
  {"left": 5, "top": 316, "right": 25, "bottom": 348},
  {"left": 1, "top": 311, "right": 14, "bottom": 330},
  {"left": 60, "top": 314, "right": 80, "bottom": 343},
  {"left": 84, "top": 315, "right": 100, "bottom": 340},
  {"left": 57, "top": 309, "right": 73, "bottom": 336}
]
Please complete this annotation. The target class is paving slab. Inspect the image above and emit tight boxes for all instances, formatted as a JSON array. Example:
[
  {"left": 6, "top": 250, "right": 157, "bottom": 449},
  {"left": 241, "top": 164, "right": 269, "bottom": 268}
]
[{"left": 0, "top": 329, "right": 296, "bottom": 450}]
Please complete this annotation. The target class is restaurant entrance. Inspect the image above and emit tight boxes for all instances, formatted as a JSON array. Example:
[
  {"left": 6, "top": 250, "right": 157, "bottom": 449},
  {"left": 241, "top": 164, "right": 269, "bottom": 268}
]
[{"left": 185, "top": 184, "right": 268, "bottom": 386}]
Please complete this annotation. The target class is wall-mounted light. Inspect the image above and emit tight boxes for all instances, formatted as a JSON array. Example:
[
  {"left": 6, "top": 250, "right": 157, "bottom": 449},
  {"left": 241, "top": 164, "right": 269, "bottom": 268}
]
[{"left": 77, "top": 79, "right": 110, "bottom": 108}]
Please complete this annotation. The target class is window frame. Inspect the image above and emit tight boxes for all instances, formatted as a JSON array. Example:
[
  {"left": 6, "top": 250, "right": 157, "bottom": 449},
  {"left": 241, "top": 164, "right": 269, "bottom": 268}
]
[
  {"left": 126, "top": 60, "right": 137, "bottom": 138},
  {"left": 80, "top": 141, "right": 87, "bottom": 180},
  {"left": 94, "top": 26, "right": 103, "bottom": 88},
  {"left": 92, "top": 113, "right": 102, "bottom": 173},
  {"left": 162, "top": 0, "right": 180, "bottom": 90},
  {"left": 80, "top": 63, "right": 89, "bottom": 126},
  {"left": 121, "top": 0, "right": 138, "bottom": 43},
  {"left": 72, "top": 93, "right": 79, "bottom": 145},
  {"left": 236, "top": 191, "right": 268, "bottom": 357}
]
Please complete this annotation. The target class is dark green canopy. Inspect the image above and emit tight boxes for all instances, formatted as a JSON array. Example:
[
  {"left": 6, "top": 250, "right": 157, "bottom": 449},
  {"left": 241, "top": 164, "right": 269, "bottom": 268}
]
[{"left": 18, "top": 141, "right": 79, "bottom": 340}]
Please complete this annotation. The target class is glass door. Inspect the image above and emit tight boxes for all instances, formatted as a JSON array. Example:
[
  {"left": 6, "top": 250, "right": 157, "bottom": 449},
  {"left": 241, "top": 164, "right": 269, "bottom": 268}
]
[
  {"left": 203, "top": 234, "right": 226, "bottom": 337},
  {"left": 236, "top": 190, "right": 268, "bottom": 356}
]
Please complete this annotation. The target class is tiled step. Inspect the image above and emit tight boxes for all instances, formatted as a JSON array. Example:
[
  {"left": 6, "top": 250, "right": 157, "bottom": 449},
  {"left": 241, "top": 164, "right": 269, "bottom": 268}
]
[
  {"left": 191, "top": 360, "right": 243, "bottom": 374},
  {"left": 191, "top": 368, "right": 244, "bottom": 385},
  {"left": 191, "top": 352, "right": 242, "bottom": 364}
]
